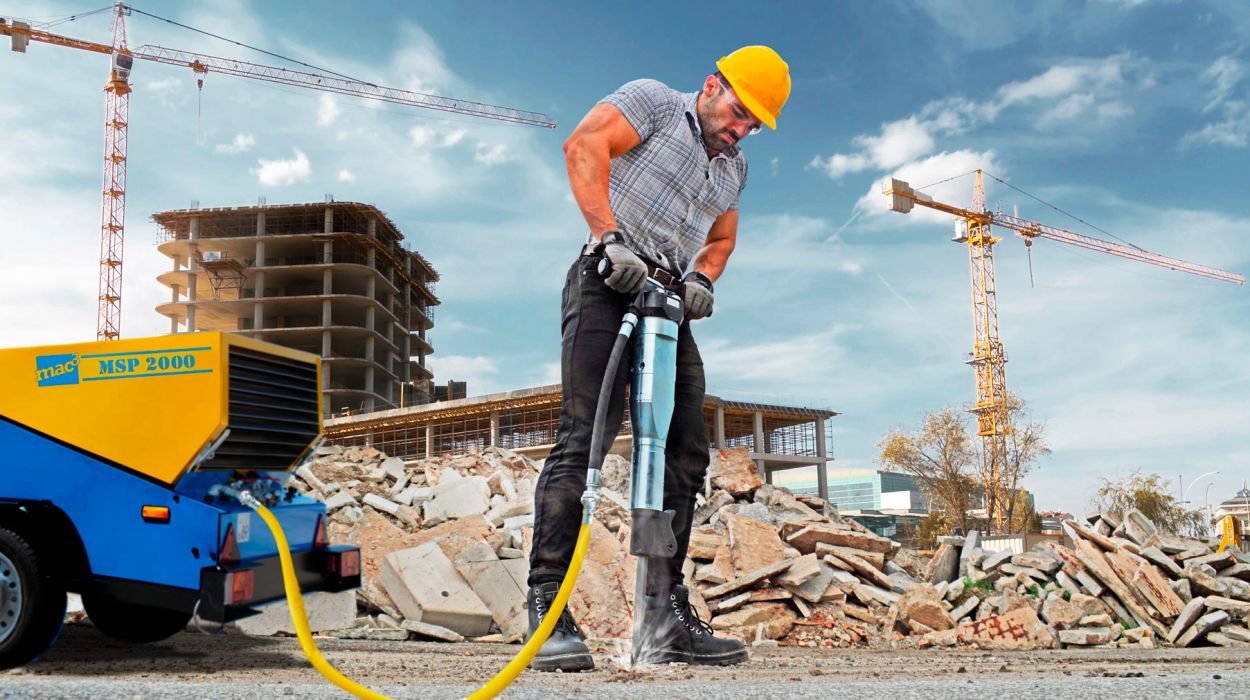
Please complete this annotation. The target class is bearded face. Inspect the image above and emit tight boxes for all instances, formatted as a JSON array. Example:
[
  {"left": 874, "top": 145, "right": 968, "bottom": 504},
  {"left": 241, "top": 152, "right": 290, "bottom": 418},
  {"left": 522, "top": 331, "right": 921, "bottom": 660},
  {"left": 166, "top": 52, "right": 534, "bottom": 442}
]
[{"left": 696, "top": 78, "right": 762, "bottom": 155}]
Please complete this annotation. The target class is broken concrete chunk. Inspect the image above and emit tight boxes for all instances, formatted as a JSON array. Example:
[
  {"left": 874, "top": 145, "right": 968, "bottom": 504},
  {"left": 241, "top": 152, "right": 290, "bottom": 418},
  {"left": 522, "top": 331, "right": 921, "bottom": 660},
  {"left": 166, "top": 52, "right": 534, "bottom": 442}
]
[{"left": 1175, "top": 610, "right": 1230, "bottom": 648}]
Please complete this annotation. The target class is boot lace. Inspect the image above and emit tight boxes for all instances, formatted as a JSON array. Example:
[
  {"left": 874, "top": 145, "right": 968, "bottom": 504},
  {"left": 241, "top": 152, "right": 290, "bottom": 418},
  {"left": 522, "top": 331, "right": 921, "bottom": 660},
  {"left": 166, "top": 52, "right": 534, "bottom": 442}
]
[
  {"left": 534, "top": 591, "right": 582, "bottom": 637},
  {"left": 669, "top": 592, "right": 715, "bottom": 637}
]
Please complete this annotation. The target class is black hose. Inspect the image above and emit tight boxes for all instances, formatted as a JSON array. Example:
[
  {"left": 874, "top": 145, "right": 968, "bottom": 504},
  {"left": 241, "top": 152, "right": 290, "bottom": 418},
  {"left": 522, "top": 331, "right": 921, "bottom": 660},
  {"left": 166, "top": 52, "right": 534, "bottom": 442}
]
[{"left": 587, "top": 322, "right": 633, "bottom": 477}]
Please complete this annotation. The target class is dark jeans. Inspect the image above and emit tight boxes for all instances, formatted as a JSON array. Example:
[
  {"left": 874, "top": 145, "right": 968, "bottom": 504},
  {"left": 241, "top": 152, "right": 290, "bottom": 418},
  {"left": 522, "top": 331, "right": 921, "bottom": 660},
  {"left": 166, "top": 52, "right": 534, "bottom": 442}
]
[{"left": 528, "top": 253, "right": 710, "bottom": 587}]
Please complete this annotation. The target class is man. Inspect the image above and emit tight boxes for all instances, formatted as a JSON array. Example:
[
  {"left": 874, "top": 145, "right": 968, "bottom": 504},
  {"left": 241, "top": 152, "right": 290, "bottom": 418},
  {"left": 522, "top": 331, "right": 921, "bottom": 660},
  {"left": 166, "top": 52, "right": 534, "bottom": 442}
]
[{"left": 527, "top": 46, "right": 791, "bottom": 671}]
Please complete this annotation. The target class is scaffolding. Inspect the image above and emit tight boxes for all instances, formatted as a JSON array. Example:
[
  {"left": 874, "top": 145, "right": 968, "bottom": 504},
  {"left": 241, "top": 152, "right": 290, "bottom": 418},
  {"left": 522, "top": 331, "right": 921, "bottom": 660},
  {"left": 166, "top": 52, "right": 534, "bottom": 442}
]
[{"left": 325, "top": 384, "right": 838, "bottom": 497}]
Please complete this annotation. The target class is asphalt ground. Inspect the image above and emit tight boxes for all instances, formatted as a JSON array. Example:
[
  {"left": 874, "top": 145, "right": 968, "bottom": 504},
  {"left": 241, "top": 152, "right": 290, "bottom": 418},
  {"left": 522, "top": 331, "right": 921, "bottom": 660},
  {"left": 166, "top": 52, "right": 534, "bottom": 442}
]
[{"left": 2, "top": 625, "right": 1249, "bottom": 698}]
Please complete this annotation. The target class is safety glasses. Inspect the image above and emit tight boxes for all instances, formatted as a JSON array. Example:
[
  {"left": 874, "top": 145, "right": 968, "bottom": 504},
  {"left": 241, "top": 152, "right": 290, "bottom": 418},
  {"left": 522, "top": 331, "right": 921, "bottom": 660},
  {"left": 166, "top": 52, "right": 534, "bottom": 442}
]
[{"left": 717, "top": 77, "right": 763, "bottom": 137}]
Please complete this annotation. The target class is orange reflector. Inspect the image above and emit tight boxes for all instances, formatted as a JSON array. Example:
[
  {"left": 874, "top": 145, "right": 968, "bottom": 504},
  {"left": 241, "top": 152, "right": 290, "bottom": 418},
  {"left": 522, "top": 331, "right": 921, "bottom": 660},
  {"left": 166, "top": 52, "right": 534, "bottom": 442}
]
[
  {"left": 141, "top": 506, "right": 170, "bottom": 524},
  {"left": 226, "top": 569, "right": 254, "bottom": 605},
  {"left": 314, "top": 514, "right": 329, "bottom": 549},
  {"left": 219, "top": 523, "right": 240, "bottom": 565},
  {"left": 337, "top": 549, "right": 361, "bottom": 578}
]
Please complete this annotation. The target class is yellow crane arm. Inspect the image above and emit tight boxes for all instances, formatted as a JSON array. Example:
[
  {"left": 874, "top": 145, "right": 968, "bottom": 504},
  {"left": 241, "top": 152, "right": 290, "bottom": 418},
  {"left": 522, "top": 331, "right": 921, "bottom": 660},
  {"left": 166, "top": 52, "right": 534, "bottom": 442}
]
[
  {"left": 129, "top": 44, "right": 556, "bottom": 128},
  {"left": 0, "top": 19, "right": 556, "bottom": 128},
  {"left": 993, "top": 213, "right": 1244, "bottom": 285},
  {"left": 1, "top": 17, "right": 115, "bottom": 55},
  {"left": 884, "top": 177, "right": 1245, "bottom": 285}
]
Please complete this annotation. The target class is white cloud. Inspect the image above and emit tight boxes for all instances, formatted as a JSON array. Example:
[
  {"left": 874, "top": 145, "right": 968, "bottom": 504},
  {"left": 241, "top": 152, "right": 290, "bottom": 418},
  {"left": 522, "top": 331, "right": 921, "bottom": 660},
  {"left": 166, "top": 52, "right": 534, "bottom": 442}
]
[
  {"left": 1182, "top": 55, "right": 1249, "bottom": 149},
  {"left": 769, "top": 156, "right": 780, "bottom": 176},
  {"left": 427, "top": 355, "right": 499, "bottom": 391},
  {"left": 215, "top": 133, "right": 255, "bottom": 154},
  {"left": 861, "top": 117, "right": 937, "bottom": 169},
  {"left": 1202, "top": 56, "right": 1244, "bottom": 113},
  {"left": 337, "top": 169, "right": 356, "bottom": 182},
  {"left": 855, "top": 149, "right": 1002, "bottom": 224},
  {"left": 442, "top": 129, "right": 467, "bottom": 147},
  {"left": 409, "top": 125, "right": 435, "bottom": 148},
  {"left": 147, "top": 77, "right": 181, "bottom": 92},
  {"left": 474, "top": 142, "right": 511, "bottom": 166},
  {"left": 253, "top": 149, "right": 311, "bottom": 186},
  {"left": 701, "top": 325, "right": 849, "bottom": 383},
  {"left": 813, "top": 54, "right": 1141, "bottom": 180},
  {"left": 317, "top": 94, "right": 341, "bottom": 127}
]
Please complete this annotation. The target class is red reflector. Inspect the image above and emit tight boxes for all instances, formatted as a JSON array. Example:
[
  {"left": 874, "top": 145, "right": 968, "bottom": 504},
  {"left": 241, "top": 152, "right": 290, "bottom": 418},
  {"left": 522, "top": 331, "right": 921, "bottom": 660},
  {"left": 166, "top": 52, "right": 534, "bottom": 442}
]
[
  {"left": 313, "top": 514, "right": 329, "bottom": 549},
  {"left": 141, "top": 506, "right": 170, "bottom": 524},
  {"left": 219, "top": 524, "right": 240, "bottom": 565},
  {"left": 226, "top": 569, "right": 255, "bottom": 605},
  {"left": 337, "top": 549, "right": 361, "bottom": 578}
]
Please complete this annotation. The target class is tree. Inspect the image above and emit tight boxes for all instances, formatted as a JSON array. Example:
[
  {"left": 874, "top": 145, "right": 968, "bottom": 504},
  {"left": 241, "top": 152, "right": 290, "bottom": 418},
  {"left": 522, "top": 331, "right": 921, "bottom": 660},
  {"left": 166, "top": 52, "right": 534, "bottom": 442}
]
[
  {"left": 879, "top": 395, "right": 1050, "bottom": 535},
  {"left": 913, "top": 511, "right": 949, "bottom": 550},
  {"left": 879, "top": 408, "right": 980, "bottom": 536},
  {"left": 1091, "top": 471, "right": 1208, "bottom": 537},
  {"left": 994, "top": 394, "right": 1052, "bottom": 529}
]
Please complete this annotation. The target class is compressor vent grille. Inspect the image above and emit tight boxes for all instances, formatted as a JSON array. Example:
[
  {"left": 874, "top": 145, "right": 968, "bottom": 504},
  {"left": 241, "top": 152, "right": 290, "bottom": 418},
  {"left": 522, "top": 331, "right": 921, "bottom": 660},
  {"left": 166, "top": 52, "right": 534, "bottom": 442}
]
[{"left": 199, "top": 347, "right": 320, "bottom": 470}]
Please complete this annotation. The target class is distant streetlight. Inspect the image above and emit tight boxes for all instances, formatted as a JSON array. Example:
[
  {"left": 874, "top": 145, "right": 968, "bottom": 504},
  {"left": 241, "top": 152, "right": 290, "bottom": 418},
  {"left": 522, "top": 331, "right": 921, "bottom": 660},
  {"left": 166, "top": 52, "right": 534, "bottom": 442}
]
[{"left": 1184, "top": 470, "right": 1220, "bottom": 506}]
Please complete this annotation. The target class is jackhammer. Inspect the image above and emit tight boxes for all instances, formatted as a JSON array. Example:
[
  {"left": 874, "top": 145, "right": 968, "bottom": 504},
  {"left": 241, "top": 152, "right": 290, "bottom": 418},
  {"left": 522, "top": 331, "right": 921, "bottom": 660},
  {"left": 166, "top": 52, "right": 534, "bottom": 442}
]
[{"left": 232, "top": 259, "right": 688, "bottom": 698}]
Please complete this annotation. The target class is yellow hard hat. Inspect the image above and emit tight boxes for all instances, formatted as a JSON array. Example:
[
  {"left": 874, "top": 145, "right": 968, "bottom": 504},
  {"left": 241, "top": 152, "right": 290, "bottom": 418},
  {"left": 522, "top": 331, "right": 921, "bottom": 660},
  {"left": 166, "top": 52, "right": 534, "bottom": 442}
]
[{"left": 716, "top": 45, "right": 791, "bottom": 130}]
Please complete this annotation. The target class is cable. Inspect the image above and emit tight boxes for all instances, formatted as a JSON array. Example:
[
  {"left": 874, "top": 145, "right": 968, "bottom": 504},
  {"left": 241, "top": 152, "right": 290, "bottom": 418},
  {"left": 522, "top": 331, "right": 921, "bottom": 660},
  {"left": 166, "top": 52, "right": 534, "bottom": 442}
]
[
  {"left": 915, "top": 169, "right": 978, "bottom": 192},
  {"left": 125, "top": 5, "right": 372, "bottom": 85},
  {"left": 982, "top": 171, "right": 1146, "bottom": 251}
]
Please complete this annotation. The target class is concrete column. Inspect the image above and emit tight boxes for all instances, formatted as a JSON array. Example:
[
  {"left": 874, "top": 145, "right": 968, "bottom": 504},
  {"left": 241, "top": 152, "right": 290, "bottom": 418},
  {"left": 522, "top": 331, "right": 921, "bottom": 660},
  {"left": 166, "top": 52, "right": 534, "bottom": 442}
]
[
  {"left": 321, "top": 329, "right": 331, "bottom": 357},
  {"left": 321, "top": 362, "right": 331, "bottom": 418},
  {"left": 187, "top": 217, "right": 199, "bottom": 332},
  {"left": 323, "top": 240, "right": 333, "bottom": 264},
  {"left": 324, "top": 206, "right": 334, "bottom": 234},
  {"left": 366, "top": 366, "right": 374, "bottom": 410},
  {"left": 322, "top": 299, "right": 332, "bottom": 326},
  {"left": 368, "top": 217, "right": 377, "bottom": 239},
  {"left": 714, "top": 406, "right": 726, "bottom": 449},
  {"left": 815, "top": 418, "right": 829, "bottom": 501},
  {"left": 253, "top": 300, "right": 264, "bottom": 331},
  {"left": 256, "top": 210, "right": 266, "bottom": 236},
  {"left": 753, "top": 411, "right": 766, "bottom": 480},
  {"left": 169, "top": 310, "right": 179, "bottom": 334},
  {"left": 425, "top": 424, "right": 433, "bottom": 459},
  {"left": 490, "top": 411, "right": 500, "bottom": 447},
  {"left": 253, "top": 270, "right": 265, "bottom": 299},
  {"left": 255, "top": 239, "right": 265, "bottom": 269},
  {"left": 366, "top": 306, "right": 375, "bottom": 332},
  {"left": 322, "top": 268, "right": 333, "bottom": 295},
  {"left": 366, "top": 335, "right": 375, "bottom": 362}
]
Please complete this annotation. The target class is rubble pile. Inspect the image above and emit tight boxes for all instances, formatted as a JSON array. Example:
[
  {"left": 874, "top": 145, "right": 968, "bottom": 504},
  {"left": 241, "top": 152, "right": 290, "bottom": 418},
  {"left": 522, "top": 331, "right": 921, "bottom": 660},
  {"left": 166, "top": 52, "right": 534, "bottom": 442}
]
[
  {"left": 282, "top": 444, "right": 1250, "bottom": 651},
  {"left": 911, "top": 511, "right": 1250, "bottom": 650}
]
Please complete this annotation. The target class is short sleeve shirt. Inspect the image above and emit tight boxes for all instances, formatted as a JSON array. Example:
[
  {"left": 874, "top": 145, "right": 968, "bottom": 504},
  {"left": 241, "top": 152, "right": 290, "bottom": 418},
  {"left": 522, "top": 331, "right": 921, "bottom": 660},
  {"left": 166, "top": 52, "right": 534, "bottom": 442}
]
[{"left": 597, "top": 79, "right": 748, "bottom": 274}]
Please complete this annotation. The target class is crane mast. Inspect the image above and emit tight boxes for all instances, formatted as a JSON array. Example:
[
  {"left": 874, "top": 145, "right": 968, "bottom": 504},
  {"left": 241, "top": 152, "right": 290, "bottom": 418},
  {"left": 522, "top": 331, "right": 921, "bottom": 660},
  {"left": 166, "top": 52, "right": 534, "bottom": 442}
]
[
  {"left": 884, "top": 170, "right": 1244, "bottom": 532},
  {"left": 1, "top": 3, "right": 556, "bottom": 340}
]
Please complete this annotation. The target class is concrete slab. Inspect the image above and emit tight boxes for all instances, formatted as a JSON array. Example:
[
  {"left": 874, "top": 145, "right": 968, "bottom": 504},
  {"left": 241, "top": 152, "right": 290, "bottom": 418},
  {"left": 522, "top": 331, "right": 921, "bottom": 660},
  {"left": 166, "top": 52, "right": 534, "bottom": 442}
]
[
  {"left": 381, "top": 542, "right": 493, "bottom": 637},
  {"left": 232, "top": 589, "right": 355, "bottom": 636}
]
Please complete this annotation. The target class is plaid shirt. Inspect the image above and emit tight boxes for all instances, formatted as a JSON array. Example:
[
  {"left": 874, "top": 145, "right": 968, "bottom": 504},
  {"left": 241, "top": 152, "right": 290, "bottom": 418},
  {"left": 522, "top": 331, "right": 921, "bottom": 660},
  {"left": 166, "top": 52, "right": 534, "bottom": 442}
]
[{"left": 597, "top": 79, "right": 748, "bottom": 275}]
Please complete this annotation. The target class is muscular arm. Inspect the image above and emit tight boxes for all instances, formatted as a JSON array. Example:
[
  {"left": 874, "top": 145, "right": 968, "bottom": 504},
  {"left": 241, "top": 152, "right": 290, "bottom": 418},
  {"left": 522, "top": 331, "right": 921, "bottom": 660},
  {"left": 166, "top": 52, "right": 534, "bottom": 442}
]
[
  {"left": 691, "top": 209, "right": 738, "bottom": 283},
  {"left": 563, "top": 103, "right": 641, "bottom": 240}
]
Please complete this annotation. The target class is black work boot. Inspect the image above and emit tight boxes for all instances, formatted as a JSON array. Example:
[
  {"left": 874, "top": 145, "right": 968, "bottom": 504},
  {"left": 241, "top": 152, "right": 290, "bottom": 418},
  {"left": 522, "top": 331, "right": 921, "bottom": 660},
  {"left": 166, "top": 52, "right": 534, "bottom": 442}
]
[
  {"left": 637, "top": 584, "right": 749, "bottom": 666},
  {"left": 526, "top": 582, "right": 595, "bottom": 672}
]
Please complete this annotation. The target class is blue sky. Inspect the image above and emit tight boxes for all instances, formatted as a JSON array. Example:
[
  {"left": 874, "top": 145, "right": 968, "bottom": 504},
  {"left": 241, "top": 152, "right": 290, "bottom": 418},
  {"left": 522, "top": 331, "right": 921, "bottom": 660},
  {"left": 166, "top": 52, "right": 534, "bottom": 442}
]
[{"left": 2, "top": 0, "right": 1247, "bottom": 518}]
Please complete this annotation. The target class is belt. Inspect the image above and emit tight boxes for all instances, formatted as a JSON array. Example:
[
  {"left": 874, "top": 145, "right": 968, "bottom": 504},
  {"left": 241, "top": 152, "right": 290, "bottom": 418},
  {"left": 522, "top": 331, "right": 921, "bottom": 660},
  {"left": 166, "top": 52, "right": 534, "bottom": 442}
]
[{"left": 580, "top": 243, "right": 680, "bottom": 287}]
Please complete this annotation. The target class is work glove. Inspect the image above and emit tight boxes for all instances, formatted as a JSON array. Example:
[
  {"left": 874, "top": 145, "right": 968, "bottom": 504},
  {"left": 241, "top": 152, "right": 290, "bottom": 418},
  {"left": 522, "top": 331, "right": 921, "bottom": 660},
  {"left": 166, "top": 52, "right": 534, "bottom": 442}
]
[
  {"left": 597, "top": 230, "right": 647, "bottom": 295},
  {"left": 681, "top": 271, "right": 714, "bottom": 321}
]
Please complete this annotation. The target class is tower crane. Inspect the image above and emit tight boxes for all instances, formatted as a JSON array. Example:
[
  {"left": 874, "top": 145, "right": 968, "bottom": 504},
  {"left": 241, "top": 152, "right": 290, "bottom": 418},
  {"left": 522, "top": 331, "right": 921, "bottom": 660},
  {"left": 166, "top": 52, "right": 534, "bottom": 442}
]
[
  {"left": 1, "top": 3, "right": 556, "bottom": 341},
  {"left": 884, "top": 170, "right": 1243, "bottom": 531}
]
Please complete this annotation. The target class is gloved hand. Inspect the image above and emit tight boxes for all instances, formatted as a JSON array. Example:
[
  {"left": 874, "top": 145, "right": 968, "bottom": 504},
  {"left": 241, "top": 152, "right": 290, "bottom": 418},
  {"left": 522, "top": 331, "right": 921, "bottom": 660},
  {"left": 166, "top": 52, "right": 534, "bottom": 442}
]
[
  {"left": 598, "top": 230, "right": 647, "bottom": 295},
  {"left": 681, "top": 271, "right": 714, "bottom": 320}
]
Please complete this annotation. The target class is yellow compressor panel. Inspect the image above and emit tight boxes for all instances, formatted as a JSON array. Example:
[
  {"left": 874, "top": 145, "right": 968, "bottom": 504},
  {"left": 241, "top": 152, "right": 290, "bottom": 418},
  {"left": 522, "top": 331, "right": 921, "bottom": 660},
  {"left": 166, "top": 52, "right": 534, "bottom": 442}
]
[{"left": 0, "top": 332, "right": 321, "bottom": 485}]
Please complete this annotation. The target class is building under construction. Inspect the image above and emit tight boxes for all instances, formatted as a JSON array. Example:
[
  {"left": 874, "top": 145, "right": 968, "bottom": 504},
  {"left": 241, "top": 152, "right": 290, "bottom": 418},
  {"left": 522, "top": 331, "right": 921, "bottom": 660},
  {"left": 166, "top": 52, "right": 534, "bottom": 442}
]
[
  {"left": 154, "top": 201, "right": 438, "bottom": 416},
  {"left": 325, "top": 384, "right": 838, "bottom": 498}
]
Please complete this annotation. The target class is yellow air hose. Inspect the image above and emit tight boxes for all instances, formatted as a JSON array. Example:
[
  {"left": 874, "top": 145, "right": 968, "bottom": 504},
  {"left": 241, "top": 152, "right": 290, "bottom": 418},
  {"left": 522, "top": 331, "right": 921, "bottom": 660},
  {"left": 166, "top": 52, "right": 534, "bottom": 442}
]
[{"left": 243, "top": 492, "right": 592, "bottom": 700}]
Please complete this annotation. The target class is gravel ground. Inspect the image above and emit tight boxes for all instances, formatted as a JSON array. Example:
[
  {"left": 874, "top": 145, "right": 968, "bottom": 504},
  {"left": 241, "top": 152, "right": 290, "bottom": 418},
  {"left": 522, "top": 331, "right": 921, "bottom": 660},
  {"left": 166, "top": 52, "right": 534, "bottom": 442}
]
[{"left": 2, "top": 625, "right": 1249, "bottom": 699}]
